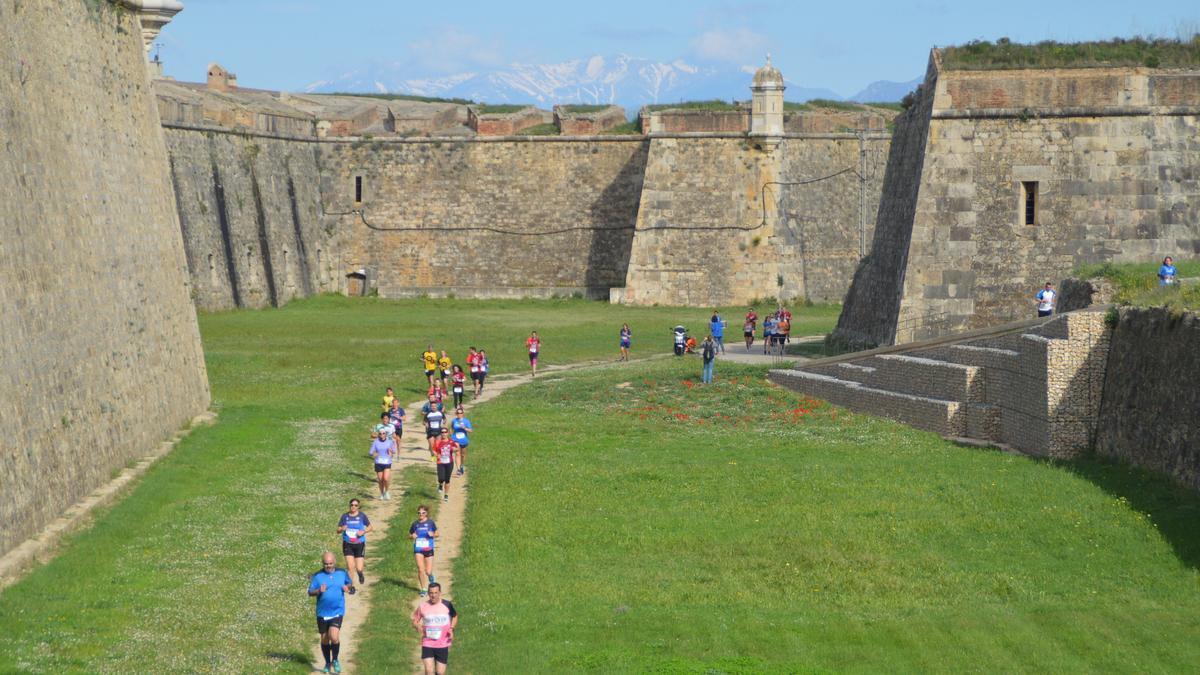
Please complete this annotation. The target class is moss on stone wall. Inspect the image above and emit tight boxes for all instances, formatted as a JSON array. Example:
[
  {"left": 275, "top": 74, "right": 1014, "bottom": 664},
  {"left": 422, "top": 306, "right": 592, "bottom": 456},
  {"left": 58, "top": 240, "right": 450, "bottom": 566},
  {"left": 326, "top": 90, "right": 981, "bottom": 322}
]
[{"left": 942, "top": 36, "right": 1200, "bottom": 70}]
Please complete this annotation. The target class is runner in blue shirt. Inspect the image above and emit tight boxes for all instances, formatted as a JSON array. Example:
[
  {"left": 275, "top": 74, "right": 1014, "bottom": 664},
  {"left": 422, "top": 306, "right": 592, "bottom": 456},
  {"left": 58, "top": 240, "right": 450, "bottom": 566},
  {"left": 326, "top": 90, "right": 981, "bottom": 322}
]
[
  {"left": 1159, "top": 256, "right": 1178, "bottom": 286},
  {"left": 337, "top": 499, "right": 372, "bottom": 587},
  {"left": 409, "top": 505, "right": 439, "bottom": 597},
  {"left": 451, "top": 407, "right": 473, "bottom": 476},
  {"left": 308, "top": 551, "right": 353, "bottom": 674},
  {"left": 386, "top": 399, "right": 406, "bottom": 438}
]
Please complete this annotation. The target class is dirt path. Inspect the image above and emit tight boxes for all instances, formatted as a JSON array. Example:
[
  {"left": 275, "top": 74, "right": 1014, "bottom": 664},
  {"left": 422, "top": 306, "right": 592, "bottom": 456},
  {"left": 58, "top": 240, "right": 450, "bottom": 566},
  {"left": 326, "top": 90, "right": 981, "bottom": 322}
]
[{"left": 315, "top": 359, "right": 633, "bottom": 673}]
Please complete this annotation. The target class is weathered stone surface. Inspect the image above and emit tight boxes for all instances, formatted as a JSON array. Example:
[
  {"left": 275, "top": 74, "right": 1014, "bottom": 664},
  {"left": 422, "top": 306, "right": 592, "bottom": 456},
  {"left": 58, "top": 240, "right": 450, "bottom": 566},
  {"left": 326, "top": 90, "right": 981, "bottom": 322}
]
[
  {"left": 0, "top": 1, "right": 210, "bottom": 557},
  {"left": 1096, "top": 307, "right": 1200, "bottom": 490}
]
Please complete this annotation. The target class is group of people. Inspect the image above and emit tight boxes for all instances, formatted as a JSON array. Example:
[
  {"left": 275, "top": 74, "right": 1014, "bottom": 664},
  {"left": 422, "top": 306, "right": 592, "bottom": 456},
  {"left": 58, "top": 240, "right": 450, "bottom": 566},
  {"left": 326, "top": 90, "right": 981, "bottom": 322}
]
[{"left": 310, "top": 344, "right": 504, "bottom": 674}]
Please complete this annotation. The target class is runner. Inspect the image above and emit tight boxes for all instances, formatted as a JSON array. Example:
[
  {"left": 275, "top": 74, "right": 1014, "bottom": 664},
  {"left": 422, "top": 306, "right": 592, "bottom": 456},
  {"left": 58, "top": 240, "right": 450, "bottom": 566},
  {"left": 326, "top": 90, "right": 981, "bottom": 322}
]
[
  {"left": 423, "top": 397, "right": 447, "bottom": 454},
  {"left": 308, "top": 551, "right": 353, "bottom": 674},
  {"left": 743, "top": 307, "right": 757, "bottom": 350},
  {"left": 526, "top": 331, "right": 541, "bottom": 377},
  {"left": 776, "top": 312, "right": 791, "bottom": 355},
  {"left": 371, "top": 412, "right": 395, "bottom": 441},
  {"left": 409, "top": 505, "right": 439, "bottom": 597},
  {"left": 369, "top": 425, "right": 396, "bottom": 500},
  {"left": 422, "top": 345, "right": 439, "bottom": 386},
  {"left": 412, "top": 582, "right": 457, "bottom": 675},
  {"left": 387, "top": 398, "right": 406, "bottom": 439},
  {"left": 432, "top": 428, "right": 459, "bottom": 502},
  {"left": 762, "top": 312, "right": 776, "bottom": 354},
  {"left": 451, "top": 407, "right": 473, "bottom": 476},
  {"left": 381, "top": 386, "right": 395, "bottom": 412},
  {"left": 477, "top": 350, "right": 489, "bottom": 394},
  {"left": 450, "top": 365, "right": 466, "bottom": 408},
  {"left": 337, "top": 498, "right": 372, "bottom": 586},
  {"left": 619, "top": 323, "right": 632, "bottom": 361},
  {"left": 428, "top": 379, "right": 446, "bottom": 406},
  {"left": 466, "top": 347, "right": 482, "bottom": 397},
  {"left": 438, "top": 351, "right": 453, "bottom": 390}
]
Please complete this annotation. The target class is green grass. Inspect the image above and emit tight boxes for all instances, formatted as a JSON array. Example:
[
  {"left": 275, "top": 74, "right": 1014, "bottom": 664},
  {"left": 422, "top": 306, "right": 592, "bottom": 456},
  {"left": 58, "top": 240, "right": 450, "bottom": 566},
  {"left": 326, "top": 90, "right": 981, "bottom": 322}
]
[
  {"left": 942, "top": 35, "right": 1200, "bottom": 70},
  {"left": 476, "top": 104, "right": 527, "bottom": 115},
  {"left": 0, "top": 296, "right": 836, "bottom": 672},
  {"left": 1074, "top": 259, "right": 1200, "bottom": 309},
  {"left": 601, "top": 120, "right": 642, "bottom": 135},
  {"left": 325, "top": 92, "right": 474, "bottom": 105},
  {"left": 448, "top": 359, "right": 1200, "bottom": 672},
  {"left": 515, "top": 122, "right": 560, "bottom": 136},
  {"left": 644, "top": 99, "right": 743, "bottom": 112},
  {"left": 559, "top": 104, "right": 612, "bottom": 114}
]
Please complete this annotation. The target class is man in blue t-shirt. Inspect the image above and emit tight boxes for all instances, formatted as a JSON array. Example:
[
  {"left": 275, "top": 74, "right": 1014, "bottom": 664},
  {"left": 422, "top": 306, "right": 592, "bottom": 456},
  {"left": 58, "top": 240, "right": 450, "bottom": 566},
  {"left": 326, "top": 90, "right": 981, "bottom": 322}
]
[
  {"left": 308, "top": 551, "right": 354, "bottom": 674},
  {"left": 709, "top": 311, "right": 726, "bottom": 354}
]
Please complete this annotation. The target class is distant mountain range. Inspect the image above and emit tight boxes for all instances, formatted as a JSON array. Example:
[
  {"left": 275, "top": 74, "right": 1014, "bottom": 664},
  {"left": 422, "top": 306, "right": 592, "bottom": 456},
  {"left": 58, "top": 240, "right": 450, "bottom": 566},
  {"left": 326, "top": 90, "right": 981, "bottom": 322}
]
[{"left": 304, "top": 54, "right": 919, "bottom": 111}]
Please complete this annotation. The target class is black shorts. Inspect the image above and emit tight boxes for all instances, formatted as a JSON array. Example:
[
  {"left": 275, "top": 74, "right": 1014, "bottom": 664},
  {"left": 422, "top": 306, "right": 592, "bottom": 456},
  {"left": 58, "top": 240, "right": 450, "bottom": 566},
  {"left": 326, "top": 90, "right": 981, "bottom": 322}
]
[
  {"left": 529, "top": 352, "right": 538, "bottom": 362},
  {"left": 437, "top": 463, "right": 454, "bottom": 483},
  {"left": 442, "top": 369, "right": 451, "bottom": 378},
  {"left": 1038, "top": 309, "right": 1053, "bottom": 317},
  {"left": 316, "top": 615, "right": 343, "bottom": 633},
  {"left": 374, "top": 462, "right": 392, "bottom": 474},
  {"left": 744, "top": 330, "right": 753, "bottom": 337},
  {"left": 424, "top": 369, "right": 435, "bottom": 377},
  {"left": 415, "top": 548, "right": 434, "bottom": 558},
  {"left": 470, "top": 372, "right": 481, "bottom": 381},
  {"left": 342, "top": 541, "right": 365, "bottom": 558},
  {"left": 421, "top": 646, "right": 449, "bottom": 664},
  {"left": 426, "top": 428, "right": 442, "bottom": 439}
]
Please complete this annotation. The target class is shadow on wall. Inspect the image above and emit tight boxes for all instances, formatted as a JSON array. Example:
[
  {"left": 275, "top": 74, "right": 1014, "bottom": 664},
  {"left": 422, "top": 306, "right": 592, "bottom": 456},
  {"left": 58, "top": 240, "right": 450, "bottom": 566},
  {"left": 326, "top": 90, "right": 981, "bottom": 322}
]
[
  {"left": 1057, "top": 457, "right": 1200, "bottom": 571},
  {"left": 585, "top": 144, "right": 648, "bottom": 293}
]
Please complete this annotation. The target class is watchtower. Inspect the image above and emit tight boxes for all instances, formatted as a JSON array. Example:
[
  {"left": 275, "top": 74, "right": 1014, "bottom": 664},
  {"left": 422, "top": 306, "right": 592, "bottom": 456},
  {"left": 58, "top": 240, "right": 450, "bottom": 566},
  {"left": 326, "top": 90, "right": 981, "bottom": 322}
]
[{"left": 750, "top": 55, "right": 785, "bottom": 147}]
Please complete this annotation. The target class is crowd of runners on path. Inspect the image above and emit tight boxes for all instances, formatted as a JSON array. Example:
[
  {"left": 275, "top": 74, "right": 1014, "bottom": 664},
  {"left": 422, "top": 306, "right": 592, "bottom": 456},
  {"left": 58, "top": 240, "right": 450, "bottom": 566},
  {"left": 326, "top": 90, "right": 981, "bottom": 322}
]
[{"left": 306, "top": 311, "right": 792, "bottom": 672}]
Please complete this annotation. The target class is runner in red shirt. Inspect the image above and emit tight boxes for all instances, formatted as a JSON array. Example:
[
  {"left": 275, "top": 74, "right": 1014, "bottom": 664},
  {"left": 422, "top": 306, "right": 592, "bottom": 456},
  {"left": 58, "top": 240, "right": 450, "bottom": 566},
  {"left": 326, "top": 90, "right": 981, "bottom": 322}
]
[
  {"left": 466, "top": 347, "right": 481, "bottom": 397},
  {"left": 449, "top": 365, "right": 466, "bottom": 408},
  {"left": 525, "top": 331, "right": 541, "bottom": 378},
  {"left": 743, "top": 307, "right": 758, "bottom": 350},
  {"left": 412, "top": 583, "right": 457, "bottom": 674},
  {"left": 431, "top": 429, "right": 460, "bottom": 503}
]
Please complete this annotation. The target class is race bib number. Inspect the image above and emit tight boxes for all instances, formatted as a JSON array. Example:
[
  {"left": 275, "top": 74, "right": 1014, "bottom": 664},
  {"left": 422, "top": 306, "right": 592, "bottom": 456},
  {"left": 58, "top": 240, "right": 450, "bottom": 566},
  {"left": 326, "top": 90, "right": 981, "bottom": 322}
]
[
  {"left": 425, "top": 627, "right": 442, "bottom": 640},
  {"left": 346, "top": 529, "right": 359, "bottom": 539},
  {"left": 453, "top": 385, "right": 463, "bottom": 393},
  {"left": 415, "top": 537, "right": 431, "bottom": 550}
]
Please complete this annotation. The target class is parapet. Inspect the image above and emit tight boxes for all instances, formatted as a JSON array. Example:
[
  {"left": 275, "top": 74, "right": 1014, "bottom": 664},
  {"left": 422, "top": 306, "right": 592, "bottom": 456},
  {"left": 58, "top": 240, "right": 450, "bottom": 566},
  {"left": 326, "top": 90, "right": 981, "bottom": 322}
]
[{"left": 553, "top": 105, "right": 627, "bottom": 135}]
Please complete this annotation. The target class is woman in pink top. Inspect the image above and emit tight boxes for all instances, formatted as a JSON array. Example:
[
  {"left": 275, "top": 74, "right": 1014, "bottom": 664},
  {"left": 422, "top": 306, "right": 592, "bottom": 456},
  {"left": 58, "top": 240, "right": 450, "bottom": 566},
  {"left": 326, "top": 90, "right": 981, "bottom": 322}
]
[{"left": 412, "top": 582, "right": 457, "bottom": 674}]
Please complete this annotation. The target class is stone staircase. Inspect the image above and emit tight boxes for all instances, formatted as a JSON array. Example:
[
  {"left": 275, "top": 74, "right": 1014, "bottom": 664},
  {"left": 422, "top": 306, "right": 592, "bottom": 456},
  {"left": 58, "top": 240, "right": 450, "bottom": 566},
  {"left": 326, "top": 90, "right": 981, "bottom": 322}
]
[{"left": 769, "top": 310, "right": 1111, "bottom": 458}]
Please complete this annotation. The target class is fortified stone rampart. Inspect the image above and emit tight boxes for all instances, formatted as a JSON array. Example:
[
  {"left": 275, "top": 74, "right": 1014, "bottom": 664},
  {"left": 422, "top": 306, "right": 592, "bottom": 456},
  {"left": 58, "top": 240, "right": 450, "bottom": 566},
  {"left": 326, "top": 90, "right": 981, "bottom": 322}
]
[
  {"left": 554, "top": 105, "right": 627, "bottom": 135},
  {"left": 835, "top": 50, "right": 1200, "bottom": 347},
  {"left": 1, "top": 1, "right": 210, "bottom": 558},
  {"left": 1096, "top": 307, "right": 1200, "bottom": 490},
  {"left": 468, "top": 106, "right": 551, "bottom": 136},
  {"left": 322, "top": 137, "right": 649, "bottom": 298},
  {"left": 620, "top": 133, "right": 888, "bottom": 306},
  {"left": 163, "top": 126, "right": 337, "bottom": 310}
]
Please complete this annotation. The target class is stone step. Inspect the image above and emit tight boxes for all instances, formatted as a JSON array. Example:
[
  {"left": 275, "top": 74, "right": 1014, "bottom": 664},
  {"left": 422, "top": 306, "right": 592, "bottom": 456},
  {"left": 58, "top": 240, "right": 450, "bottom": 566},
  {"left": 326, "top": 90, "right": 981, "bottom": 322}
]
[
  {"left": 809, "top": 362, "right": 875, "bottom": 384},
  {"left": 914, "top": 344, "right": 1019, "bottom": 371},
  {"left": 855, "top": 354, "right": 984, "bottom": 402},
  {"left": 964, "top": 402, "right": 1002, "bottom": 442},
  {"left": 769, "top": 370, "right": 966, "bottom": 437}
]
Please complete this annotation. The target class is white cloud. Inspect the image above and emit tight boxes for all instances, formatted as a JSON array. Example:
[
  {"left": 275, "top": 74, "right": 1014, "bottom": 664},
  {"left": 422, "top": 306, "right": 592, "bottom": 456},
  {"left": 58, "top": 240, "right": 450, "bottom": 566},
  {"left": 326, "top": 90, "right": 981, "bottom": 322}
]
[
  {"left": 690, "top": 27, "right": 769, "bottom": 63},
  {"left": 407, "top": 27, "right": 505, "bottom": 74}
]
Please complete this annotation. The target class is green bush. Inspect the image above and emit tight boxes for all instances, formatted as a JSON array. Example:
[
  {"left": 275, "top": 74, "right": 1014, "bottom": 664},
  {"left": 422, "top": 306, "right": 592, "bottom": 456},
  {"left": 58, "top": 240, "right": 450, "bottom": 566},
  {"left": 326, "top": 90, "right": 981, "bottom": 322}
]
[{"left": 942, "top": 35, "right": 1200, "bottom": 70}]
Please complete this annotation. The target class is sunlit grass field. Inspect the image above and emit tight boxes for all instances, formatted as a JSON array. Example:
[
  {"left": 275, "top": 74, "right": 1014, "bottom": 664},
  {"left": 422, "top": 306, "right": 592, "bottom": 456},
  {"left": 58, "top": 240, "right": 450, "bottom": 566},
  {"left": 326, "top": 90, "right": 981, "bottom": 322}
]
[
  {"left": 448, "top": 359, "right": 1200, "bottom": 672},
  {"left": 0, "top": 296, "right": 831, "bottom": 672}
]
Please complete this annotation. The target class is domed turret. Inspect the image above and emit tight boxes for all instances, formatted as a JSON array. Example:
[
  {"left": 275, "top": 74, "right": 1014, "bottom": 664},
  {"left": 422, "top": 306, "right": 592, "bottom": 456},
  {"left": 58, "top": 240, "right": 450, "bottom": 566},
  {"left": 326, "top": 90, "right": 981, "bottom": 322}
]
[{"left": 750, "top": 54, "right": 785, "bottom": 145}]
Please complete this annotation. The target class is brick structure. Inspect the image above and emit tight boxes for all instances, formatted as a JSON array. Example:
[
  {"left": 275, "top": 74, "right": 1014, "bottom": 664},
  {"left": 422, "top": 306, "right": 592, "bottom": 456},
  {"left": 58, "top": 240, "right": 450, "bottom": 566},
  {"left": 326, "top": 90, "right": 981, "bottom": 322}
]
[
  {"left": 468, "top": 106, "right": 550, "bottom": 136},
  {"left": 641, "top": 107, "right": 750, "bottom": 134},
  {"left": 554, "top": 105, "right": 628, "bottom": 135},
  {"left": 206, "top": 62, "right": 238, "bottom": 91},
  {"left": 834, "top": 50, "right": 1200, "bottom": 348}
]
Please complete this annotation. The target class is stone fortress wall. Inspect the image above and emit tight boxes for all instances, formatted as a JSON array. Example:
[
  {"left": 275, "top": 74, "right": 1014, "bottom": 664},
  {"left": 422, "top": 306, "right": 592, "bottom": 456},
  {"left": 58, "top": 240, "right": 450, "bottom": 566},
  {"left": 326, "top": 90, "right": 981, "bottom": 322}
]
[
  {"left": 0, "top": 1, "right": 210, "bottom": 558},
  {"left": 158, "top": 71, "right": 893, "bottom": 309},
  {"left": 835, "top": 50, "right": 1200, "bottom": 348}
]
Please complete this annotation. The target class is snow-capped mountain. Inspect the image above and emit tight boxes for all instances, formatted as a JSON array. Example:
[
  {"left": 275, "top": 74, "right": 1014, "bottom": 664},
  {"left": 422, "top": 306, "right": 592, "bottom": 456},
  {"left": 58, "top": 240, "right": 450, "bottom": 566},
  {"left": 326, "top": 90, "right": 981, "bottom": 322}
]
[{"left": 305, "top": 54, "right": 845, "bottom": 111}]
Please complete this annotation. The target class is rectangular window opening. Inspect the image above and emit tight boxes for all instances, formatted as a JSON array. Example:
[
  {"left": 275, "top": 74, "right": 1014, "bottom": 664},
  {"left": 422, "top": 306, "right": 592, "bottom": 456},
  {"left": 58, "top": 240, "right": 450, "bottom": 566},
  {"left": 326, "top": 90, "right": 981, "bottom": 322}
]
[
  {"left": 1022, "top": 181, "right": 1038, "bottom": 225},
  {"left": 354, "top": 176, "right": 363, "bottom": 204}
]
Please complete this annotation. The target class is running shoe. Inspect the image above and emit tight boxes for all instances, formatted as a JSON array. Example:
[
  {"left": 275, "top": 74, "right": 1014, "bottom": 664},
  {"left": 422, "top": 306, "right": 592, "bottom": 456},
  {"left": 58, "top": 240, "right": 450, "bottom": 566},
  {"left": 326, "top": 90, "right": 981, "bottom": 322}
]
[
  {"left": 437, "top": 484, "right": 442, "bottom": 492},
  {"left": 456, "top": 467, "right": 464, "bottom": 476},
  {"left": 333, "top": 660, "right": 342, "bottom": 674},
  {"left": 322, "top": 666, "right": 330, "bottom": 674},
  {"left": 357, "top": 570, "right": 365, "bottom": 584},
  {"left": 419, "top": 590, "right": 427, "bottom": 597},
  {"left": 443, "top": 494, "right": 449, "bottom": 503},
  {"left": 428, "top": 574, "right": 436, "bottom": 584},
  {"left": 348, "top": 586, "right": 356, "bottom": 595}
]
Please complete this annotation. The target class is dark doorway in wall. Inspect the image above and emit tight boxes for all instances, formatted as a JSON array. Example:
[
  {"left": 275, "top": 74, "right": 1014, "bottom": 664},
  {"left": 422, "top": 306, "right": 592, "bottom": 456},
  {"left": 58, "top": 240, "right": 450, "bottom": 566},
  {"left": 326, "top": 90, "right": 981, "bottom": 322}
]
[
  {"left": 346, "top": 269, "right": 367, "bottom": 296},
  {"left": 1022, "top": 181, "right": 1038, "bottom": 225},
  {"left": 355, "top": 176, "right": 363, "bottom": 204}
]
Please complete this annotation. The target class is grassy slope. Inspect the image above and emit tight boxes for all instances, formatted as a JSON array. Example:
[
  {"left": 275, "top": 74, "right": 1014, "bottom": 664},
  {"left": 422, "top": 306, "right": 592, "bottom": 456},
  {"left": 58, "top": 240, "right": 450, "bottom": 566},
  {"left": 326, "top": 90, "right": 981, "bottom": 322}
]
[
  {"left": 451, "top": 359, "right": 1200, "bottom": 672},
  {"left": 0, "top": 296, "right": 831, "bottom": 672},
  {"left": 1075, "top": 259, "right": 1200, "bottom": 310}
]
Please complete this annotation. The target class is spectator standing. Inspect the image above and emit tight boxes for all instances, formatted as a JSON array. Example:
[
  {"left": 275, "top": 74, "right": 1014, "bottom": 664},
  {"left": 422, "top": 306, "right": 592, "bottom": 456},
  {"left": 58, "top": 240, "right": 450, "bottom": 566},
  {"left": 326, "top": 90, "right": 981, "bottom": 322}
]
[
  {"left": 1035, "top": 282, "right": 1056, "bottom": 317},
  {"left": 709, "top": 311, "right": 726, "bottom": 354},
  {"left": 701, "top": 335, "right": 717, "bottom": 384}
]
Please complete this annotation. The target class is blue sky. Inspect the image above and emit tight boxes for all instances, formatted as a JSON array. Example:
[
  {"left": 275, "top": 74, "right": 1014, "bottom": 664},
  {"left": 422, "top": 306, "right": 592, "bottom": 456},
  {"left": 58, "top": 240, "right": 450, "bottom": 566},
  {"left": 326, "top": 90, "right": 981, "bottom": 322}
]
[{"left": 159, "top": 0, "right": 1198, "bottom": 96}]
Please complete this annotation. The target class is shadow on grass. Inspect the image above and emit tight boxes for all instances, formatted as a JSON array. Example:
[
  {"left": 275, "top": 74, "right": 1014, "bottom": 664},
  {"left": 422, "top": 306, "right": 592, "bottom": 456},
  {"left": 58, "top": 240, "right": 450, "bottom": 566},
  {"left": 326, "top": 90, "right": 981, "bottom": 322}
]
[
  {"left": 345, "top": 470, "right": 375, "bottom": 483},
  {"left": 264, "top": 650, "right": 310, "bottom": 666},
  {"left": 1062, "top": 455, "right": 1200, "bottom": 569},
  {"left": 380, "top": 576, "right": 421, "bottom": 592}
]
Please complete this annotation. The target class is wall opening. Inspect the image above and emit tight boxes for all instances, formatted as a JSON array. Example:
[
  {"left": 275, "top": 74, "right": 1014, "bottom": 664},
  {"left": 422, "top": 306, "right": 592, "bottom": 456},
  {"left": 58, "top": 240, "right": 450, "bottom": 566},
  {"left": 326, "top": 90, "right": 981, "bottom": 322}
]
[
  {"left": 1021, "top": 181, "right": 1038, "bottom": 225},
  {"left": 354, "top": 176, "right": 363, "bottom": 204}
]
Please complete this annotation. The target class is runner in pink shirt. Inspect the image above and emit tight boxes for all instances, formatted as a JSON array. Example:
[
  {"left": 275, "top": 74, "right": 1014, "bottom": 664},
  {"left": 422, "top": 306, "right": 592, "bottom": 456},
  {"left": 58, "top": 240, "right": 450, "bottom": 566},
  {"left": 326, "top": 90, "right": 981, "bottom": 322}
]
[{"left": 412, "top": 583, "right": 457, "bottom": 674}]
